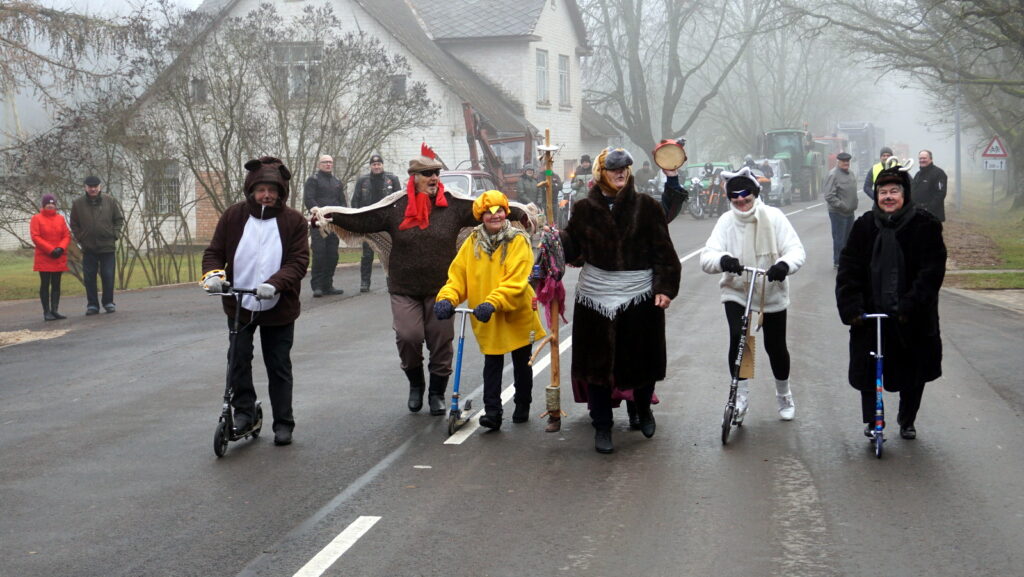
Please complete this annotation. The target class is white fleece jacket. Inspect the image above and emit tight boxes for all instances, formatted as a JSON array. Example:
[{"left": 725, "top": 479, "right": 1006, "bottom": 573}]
[{"left": 699, "top": 201, "right": 806, "bottom": 313}]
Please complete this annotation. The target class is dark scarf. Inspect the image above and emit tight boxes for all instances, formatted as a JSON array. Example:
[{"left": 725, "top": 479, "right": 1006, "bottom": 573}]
[{"left": 869, "top": 201, "right": 914, "bottom": 315}]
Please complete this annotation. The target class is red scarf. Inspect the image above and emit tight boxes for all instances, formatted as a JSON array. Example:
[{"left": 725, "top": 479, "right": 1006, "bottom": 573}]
[{"left": 398, "top": 175, "right": 447, "bottom": 230}]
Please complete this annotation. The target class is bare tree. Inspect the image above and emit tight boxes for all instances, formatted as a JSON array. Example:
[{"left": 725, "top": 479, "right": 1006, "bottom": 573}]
[{"left": 783, "top": 0, "right": 1024, "bottom": 207}]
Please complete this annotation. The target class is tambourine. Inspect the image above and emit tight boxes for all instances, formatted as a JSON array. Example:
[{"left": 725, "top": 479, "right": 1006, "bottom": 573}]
[{"left": 653, "top": 138, "right": 688, "bottom": 170}]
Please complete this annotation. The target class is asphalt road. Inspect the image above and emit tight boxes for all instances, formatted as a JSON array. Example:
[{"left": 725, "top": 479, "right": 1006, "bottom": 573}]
[{"left": 2, "top": 198, "right": 1022, "bottom": 577}]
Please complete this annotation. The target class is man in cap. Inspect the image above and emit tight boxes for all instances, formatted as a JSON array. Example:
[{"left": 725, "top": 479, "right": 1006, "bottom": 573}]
[
  {"left": 303, "top": 155, "right": 346, "bottom": 297},
  {"left": 912, "top": 149, "right": 947, "bottom": 222},
  {"left": 516, "top": 164, "right": 541, "bottom": 206},
  {"left": 823, "top": 151, "right": 859, "bottom": 268},
  {"left": 862, "top": 146, "right": 894, "bottom": 200},
  {"left": 312, "top": 144, "right": 527, "bottom": 416},
  {"left": 70, "top": 175, "right": 125, "bottom": 315},
  {"left": 570, "top": 154, "right": 592, "bottom": 203},
  {"left": 201, "top": 156, "right": 309, "bottom": 446},
  {"left": 352, "top": 154, "right": 402, "bottom": 292}
]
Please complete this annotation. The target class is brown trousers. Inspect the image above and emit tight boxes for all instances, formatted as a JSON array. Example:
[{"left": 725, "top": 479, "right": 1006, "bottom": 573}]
[{"left": 390, "top": 293, "right": 454, "bottom": 377}]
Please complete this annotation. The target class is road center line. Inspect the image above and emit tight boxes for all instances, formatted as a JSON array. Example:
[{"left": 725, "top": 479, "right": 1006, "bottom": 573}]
[{"left": 292, "top": 516, "right": 381, "bottom": 577}]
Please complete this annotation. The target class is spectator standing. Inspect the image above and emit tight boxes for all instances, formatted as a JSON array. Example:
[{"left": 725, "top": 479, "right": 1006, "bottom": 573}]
[
  {"left": 201, "top": 157, "right": 309, "bottom": 446},
  {"left": 70, "top": 175, "right": 124, "bottom": 315},
  {"left": 352, "top": 154, "right": 402, "bottom": 292},
  {"left": 862, "top": 146, "right": 894, "bottom": 200},
  {"left": 516, "top": 164, "right": 541, "bottom": 206},
  {"left": 570, "top": 154, "right": 592, "bottom": 203},
  {"left": 31, "top": 194, "right": 71, "bottom": 321},
  {"left": 913, "top": 150, "right": 948, "bottom": 222},
  {"left": 823, "top": 152, "right": 859, "bottom": 268},
  {"left": 303, "top": 155, "right": 346, "bottom": 297}
]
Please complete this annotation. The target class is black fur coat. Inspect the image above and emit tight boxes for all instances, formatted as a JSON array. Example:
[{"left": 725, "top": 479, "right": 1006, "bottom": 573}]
[{"left": 560, "top": 177, "right": 681, "bottom": 389}]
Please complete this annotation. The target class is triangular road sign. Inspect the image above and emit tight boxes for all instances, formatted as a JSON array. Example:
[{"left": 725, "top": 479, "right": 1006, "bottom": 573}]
[{"left": 982, "top": 135, "right": 1008, "bottom": 158}]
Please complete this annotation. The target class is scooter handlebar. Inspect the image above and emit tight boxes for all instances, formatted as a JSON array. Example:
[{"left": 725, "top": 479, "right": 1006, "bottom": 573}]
[
  {"left": 863, "top": 313, "right": 889, "bottom": 319},
  {"left": 207, "top": 287, "right": 259, "bottom": 297},
  {"left": 743, "top": 266, "right": 767, "bottom": 275}
]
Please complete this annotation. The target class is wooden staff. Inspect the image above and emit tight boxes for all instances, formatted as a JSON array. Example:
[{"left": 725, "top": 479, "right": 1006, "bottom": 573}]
[{"left": 536, "top": 129, "right": 564, "bottom": 432}]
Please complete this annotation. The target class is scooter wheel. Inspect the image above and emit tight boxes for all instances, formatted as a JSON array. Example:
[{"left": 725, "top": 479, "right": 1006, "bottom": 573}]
[
  {"left": 721, "top": 405, "right": 734, "bottom": 445},
  {"left": 214, "top": 422, "right": 229, "bottom": 458},
  {"left": 251, "top": 405, "right": 263, "bottom": 439},
  {"left": 874, "top": 432, "right": 884, "bottom": 458},
  {"left": 447, "top": 412, "right": 459, "bottom": 436}
]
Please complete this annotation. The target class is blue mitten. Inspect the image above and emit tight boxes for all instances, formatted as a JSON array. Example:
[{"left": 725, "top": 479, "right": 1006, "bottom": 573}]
[
  {"left": 433, "top": 300, "right": 454, "bottom": 320},
  {"left": 473, "top": 302, "right": 495, "bottom": 322}
]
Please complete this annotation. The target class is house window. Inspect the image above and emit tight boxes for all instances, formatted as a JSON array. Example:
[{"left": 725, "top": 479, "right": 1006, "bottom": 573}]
[
  {"left": 190, "top": 77, "right": 208, "bottom": 104},
  {"left": 536, "top": 49, "right": 549, "bottom": 104},
  {"left": 558, "top": 54, "right": 570, "bottom": 107},
  {"left": 144, "top": 160, "right": 181, "bottom": 215},
  {"left": 272, "top": 42, "right": 323, "bottom": 100},
  {"left": 390, "top": 74, "right": 407, "bottom": 99}
]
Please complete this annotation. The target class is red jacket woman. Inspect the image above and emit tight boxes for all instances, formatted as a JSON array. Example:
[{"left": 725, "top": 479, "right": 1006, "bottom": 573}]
[{"left": 30, "top": 194, "right": 70, "bottom": 320}]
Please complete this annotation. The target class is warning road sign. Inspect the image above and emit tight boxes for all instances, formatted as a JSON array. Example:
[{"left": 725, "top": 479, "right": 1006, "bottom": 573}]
[{"left": 982, "top": 136, "right": 1008, "bottom": 158}]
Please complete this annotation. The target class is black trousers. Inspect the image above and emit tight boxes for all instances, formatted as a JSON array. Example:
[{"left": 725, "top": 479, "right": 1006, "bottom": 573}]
[
  {"left": 309, "top": 231, "right": 339, "bottom": 291},
  {"left": 590, "top": 382, "right": 654, "bottom": 431},
  {"left": 82, "top": 251, "right": 115, "bottom": 308},
  {"left": 228, "top": 319, "right": 295, "bottom": 432},
  {"left": 360, "top": 242, "right": 375, "bottom": 288},
  {"left": 481, "top": 344, "right": 533, "bottom": 415},
  {"left": 860, "top": 381, "right": 925, "bottom": 425},
  {"left": 724, "top": 301, "right": 790, "bottom": 381},
  {"left": 38, "top": 271, "right": 62, "bottom": 311}
]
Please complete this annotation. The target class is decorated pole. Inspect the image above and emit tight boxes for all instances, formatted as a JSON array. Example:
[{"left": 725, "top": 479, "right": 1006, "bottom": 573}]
[{"left": 535, "top": 129, "right": 565, "bottom": 432}]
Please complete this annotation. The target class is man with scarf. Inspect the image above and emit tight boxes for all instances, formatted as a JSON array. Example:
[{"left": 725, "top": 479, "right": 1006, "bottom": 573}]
[
  {"left": 836, "top": 164, "right": 946, "bottom": 440},
  {"left": 434, "top": 190, "right": 546, "bottom": 429},
  {"left": 559, "top": 147, "right": 681, "bottom": 454},
  {"left": 352, "top": 154, "right": 402, "bottom": 292},
  {"left": 700, "top": 166, "right": 806, "bottom": 425},
  {"left": 311, "top": 145, "right": 498, "bottom": 416}
]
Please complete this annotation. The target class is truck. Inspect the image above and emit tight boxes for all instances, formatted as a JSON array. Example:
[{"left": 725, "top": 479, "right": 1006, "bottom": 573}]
[
  {"left": 836, "top": 121, "right": 885, "bottom": 175},
  {"left": 760, "top": 128, "right": 826, "bottom": 201},
  {"left": 814, "top": 135, "right": 850, "bottom": 171}
]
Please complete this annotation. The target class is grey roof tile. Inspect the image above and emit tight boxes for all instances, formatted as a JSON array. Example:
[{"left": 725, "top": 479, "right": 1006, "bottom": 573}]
[{"left": 411, "top": 0, "right": 547, "bottom": 39}]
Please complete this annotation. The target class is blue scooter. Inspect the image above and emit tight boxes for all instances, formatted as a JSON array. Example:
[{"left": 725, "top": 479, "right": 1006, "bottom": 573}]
[
  {"left": 446, "top": 307, "right": 475, "bottom": 436},
  {"left": 864, "top": 313, "right": 889, "bottom": 458}
]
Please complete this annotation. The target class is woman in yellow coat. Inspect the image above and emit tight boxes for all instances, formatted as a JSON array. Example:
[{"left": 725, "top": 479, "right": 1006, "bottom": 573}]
[{"left": 434, "top": 191, "right": 546, "bottom": 430}]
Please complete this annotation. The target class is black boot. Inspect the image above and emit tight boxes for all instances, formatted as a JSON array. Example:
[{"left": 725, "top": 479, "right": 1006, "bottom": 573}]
[
  {"left": 512, "top": 402, "right": 530, "bottom": 423},
  {"left": 43, "top": 309, "right": 56, "bottom": 321},
  {"left": 360, "top": 259, "right": 372, "bottom": 292},
  {"left": 595, "top": 428, "right": 613, "bottom": 454},
  {"left": 638, "top": 406, "right": 656, "bottom": 439},
  {"left": 626, "top": 401, "right": 640, "bottom": 430},
  {"left": 428, "top": 373, "right": 448, "bottom": 416},
  {"left": 50, "top": 293, "right": 66, "bottom": 319},
  {"left": 480, "top": 411, "right": 503, "bottom": 430},
  {"left": 404, "top": 367, "right": 425, "bottom": 412}
]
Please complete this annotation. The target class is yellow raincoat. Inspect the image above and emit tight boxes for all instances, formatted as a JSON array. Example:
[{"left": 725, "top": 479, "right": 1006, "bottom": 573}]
[{"left": 437, "top": 231, "right": 546, "bottom": 355}]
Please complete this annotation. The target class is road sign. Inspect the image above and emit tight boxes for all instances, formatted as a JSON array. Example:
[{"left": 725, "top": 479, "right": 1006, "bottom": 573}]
[
  {"left": 981, "top": 136, "right": 1008, "bottom": 158},
  {"left": 983, "top": 159, "right": 1006, "bottom": 170}
]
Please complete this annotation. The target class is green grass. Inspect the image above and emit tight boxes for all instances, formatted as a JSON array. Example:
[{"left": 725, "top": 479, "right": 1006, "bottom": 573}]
[
  {"left": 949, "top": 184, "right": 1024, "bottom": 288},
  {"left": 0, "top": 247, "right": 363, "bottom": 301},
  {"left": 948, "top": 272, "right": 1024, "bottom": 290}
]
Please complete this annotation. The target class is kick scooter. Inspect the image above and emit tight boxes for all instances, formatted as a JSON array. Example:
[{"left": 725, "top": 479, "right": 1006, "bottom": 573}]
[
  {"left": 210, "top": 287, "right": 263, "bottom": 457},
  {"left": 446, "top": 307, "right": 475, "bottom": 436},
  {"left": 721, "top": 266, "right": 766, "bottom": 445},
  {"left": 865, "top": 313, "right": 889, "bottom": 458}
]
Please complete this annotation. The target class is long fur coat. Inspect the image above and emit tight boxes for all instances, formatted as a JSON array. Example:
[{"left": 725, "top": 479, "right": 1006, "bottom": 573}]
[{"left": 560, "top": 177, "right": 681, "bottom": 390}]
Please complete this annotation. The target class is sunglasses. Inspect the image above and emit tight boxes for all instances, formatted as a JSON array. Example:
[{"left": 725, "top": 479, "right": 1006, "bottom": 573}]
[
  {"left": 727, "top": 190, "right": 752, "bottom": 200},
  {"left": 417, "top": 169, "right": 441, "bottom": 177}
]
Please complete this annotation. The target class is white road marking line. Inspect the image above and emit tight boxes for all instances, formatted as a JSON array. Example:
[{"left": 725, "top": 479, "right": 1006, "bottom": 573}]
[
  {"left": 413, "top": 465, "right": 432, "bottom": 469},
  {"left": 444, "top": 336, "right": 574, "bottom": 444},
  {"left": 292, "top": 516, "right": 381, "bottom": 577}
]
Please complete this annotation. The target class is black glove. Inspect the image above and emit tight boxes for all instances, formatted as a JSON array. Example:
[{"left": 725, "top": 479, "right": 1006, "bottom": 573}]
[
  {"left": 50, "top": 247, "right": 64, "bottom": 258},
  {"left": 473, "top": 302, "right": 495, "bottom": 323},
  {"left": 433, "top": 300, "right": 454, "bottom": 320},
  {"left": 848, "top": 314, "right": 864, "bottom": 327},
  {"left": 766, "top": 261, "right": 789, "bottom": 282},
  {"left": 720, "top": 255, "right": 743, "bottom": 274}
]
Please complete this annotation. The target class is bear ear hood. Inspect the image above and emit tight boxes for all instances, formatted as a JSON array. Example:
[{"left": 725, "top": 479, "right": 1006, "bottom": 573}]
[{"left": 243, "top": 156, "right": 292, "bottom": 201}]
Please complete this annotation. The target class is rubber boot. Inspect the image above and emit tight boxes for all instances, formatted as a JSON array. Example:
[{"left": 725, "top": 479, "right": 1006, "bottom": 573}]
[
  {"left": 50, "top": 293, "right": 66, "bottom": 319},
  {"left": 359, "top": 258, "right": 372, "bottom": 292},
  {"left": 626, "top": 400, "right": 640, "bottom": 430},
  {"left": 427, "top": 373, "right": 448, "bottom": 416},
  {"left": 404, "top": 367, "right": 425, "bottom": 413}
]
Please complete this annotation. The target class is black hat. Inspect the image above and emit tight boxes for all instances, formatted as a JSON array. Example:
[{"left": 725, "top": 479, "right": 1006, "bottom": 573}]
[
  {"left": 580, "top": 154, "right": 591, "bottom": 164},
  {"left": 836, "top": 152, "right": 852, "bottom": 161},
  {"left": 880, "top": 146, "right": 893, "bottom": 156},
  {"left": 723, "top": 166, "right": 761, "bottom": 196},
  {"left": 83, "top": 175, "right": 101, "bottom": 186},
  {"left": 873, "top": 165, "right": 911, "bottom": 202},
  {"left": 369, "top": 154, "right": 383, "bottom": 165}
]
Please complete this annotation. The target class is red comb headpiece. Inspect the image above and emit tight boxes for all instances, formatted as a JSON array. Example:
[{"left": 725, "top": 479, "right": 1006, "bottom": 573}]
[{"left": 421, "top": 143, "right": 437, "bottom": 160}]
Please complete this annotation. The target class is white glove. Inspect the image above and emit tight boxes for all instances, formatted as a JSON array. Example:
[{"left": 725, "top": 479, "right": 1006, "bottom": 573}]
[
  {"left": 203, "top": 276, "right": 229, "bottom": 293},
  {"left": 256, "top": 283, "right": 276, "bottom": 299}
]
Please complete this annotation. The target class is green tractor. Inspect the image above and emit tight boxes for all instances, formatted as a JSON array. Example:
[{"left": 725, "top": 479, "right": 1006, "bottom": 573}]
[{"left": 760, "top": 128, "right": 826, "bottom": 201}]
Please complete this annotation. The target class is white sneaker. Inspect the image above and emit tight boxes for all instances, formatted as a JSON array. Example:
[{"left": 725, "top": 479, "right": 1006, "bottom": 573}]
[
  {"left": 777, "top": 393, "right": 795, "bottom": 421},
  {"left": 735, "top": 391, "right": 749, "bottom": 423}
]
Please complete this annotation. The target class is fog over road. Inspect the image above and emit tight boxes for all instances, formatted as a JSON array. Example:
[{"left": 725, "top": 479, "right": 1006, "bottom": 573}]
[{"left": 2, "top": 198, "right": 1022, "bottom": 577}]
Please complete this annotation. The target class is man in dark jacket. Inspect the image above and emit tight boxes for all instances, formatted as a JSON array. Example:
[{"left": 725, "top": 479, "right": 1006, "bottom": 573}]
[
  {"left": 303, "top": 155, "right": 346, "bottom": 297},
  {"left": 912, "top": 149, "right": 947, "bottom": 221},
  {"left": 823, "top": 152, "right": 859, "bottom": 268},
  {"left": 836, "top": 164, "right": 946, "bottom": 441},
  {"left": 70, "top": 175, "right": 124, "bottom": 315},
  {"left": 352, "top": 154, "right": 401, "bottom": 292},
  {"left": 516, "top": 164, "right": 541, "bottom": 205},
  {"left": 202, "top": 156, "right": 309, "bottom": 446}
]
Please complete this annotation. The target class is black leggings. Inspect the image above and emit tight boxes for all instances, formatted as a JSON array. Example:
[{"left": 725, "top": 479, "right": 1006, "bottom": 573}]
[
  {"left": 39, "top": 271, "right": 62, "bottom": 309},
  {"left": 725, "top": 301, "right": 789, "bottom": 381},
  {"left": 482, "top": 343, "right": 534, "bottom": 415}
]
